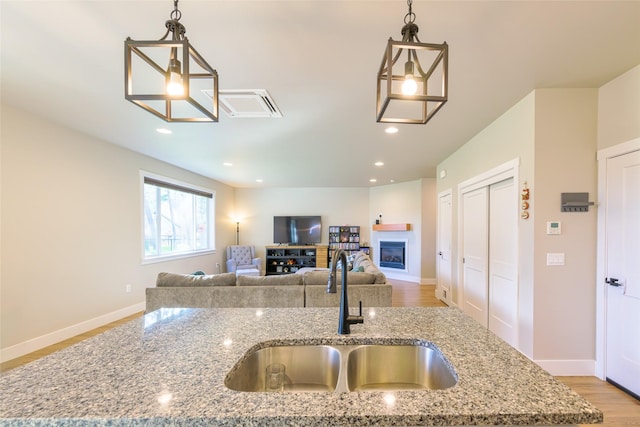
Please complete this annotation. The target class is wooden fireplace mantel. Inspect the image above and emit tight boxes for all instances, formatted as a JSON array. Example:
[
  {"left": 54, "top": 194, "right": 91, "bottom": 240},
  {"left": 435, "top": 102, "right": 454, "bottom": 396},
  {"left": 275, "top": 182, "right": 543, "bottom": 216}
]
[{"left": 372, "top": 223, "right": 411, "bottom": 232}]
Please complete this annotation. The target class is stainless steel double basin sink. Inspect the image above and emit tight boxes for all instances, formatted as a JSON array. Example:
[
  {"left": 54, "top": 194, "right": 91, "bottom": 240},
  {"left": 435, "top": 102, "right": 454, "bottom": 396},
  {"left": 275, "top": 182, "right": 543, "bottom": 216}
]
[{"left": 224, "top": 341, "right": 458, "bottom": 393}]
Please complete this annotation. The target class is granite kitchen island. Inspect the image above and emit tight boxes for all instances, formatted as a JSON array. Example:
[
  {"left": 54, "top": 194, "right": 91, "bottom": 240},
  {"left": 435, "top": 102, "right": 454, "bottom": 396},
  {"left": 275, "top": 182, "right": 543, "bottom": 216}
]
[{"left": 0, "top": 307, "right": 602, "bottom": 426}]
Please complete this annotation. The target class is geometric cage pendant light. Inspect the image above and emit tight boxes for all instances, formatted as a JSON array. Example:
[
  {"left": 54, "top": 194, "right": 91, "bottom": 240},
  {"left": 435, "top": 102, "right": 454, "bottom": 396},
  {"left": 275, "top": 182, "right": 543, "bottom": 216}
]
[
  {"left": 376, "top": 0, "right": 448, "bottom": 124},
  {"left": 124, "top": 0, "right": 219, "bottom": 122}
]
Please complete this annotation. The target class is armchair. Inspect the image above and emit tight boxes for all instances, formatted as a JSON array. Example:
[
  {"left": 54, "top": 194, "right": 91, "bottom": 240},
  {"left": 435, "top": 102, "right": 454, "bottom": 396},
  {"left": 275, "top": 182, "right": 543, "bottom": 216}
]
[{"left": 226, "top": 245, "right": 261, "bottom": 274}]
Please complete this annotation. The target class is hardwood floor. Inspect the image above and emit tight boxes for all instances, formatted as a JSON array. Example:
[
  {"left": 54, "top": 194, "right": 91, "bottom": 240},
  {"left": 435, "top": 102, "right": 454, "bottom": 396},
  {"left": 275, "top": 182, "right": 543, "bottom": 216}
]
[
  {"left": 0, "top": 312, "right": 143, "bottom": 373},
  {"left": 2, "top": 279, "right": 638, "bottom": 426},
  {"left": 557, "top": 376, "right": 640, "bottom": 426},
  {"left": 391, "top": 279, "right": 448, "bottom": 308}
]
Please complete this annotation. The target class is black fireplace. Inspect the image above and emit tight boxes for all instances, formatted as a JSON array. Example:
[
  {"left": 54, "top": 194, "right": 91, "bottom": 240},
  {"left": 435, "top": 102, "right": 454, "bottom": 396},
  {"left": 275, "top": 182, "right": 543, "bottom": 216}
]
[{"left": 379, "top": 241, "right": 406, "bottom": 270}]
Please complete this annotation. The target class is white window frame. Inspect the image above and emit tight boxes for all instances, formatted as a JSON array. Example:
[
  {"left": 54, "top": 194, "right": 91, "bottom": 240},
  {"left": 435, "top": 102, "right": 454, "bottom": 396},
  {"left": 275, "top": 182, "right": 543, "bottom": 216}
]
[{"left": 140, "top": 171, "right": 216, "bottom": 264}]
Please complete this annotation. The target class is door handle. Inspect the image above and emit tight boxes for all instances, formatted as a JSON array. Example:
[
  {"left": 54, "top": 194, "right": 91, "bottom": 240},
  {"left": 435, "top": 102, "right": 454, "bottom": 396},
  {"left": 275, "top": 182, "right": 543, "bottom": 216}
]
[
  {"left": 438, "top": 251, "right": 443, "bottom": 256},
  {"left": 606, "top": 277, "right": 622, "bottom": 287}
]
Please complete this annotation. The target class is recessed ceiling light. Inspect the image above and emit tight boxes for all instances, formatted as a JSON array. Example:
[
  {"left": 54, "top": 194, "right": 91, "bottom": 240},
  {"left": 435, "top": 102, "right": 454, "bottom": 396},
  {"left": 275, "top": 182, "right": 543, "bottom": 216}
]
[
  {"left": 374, "top": 161, "right": 384, "bottom": 167},
  {"left": 385, "top": 127, "right": 398, "bottom": 134},
  {"left": 369, "top": 178, "right": 377, "bottom": 183},
  {"left": 223, "top": 162, "right": 233, "bottom": 167},
  {"left": 156, "top": 128, "right": 172, "bottom": 134},
  {"left": 256, "top": 178, "right": 264, "bottom": 183}
]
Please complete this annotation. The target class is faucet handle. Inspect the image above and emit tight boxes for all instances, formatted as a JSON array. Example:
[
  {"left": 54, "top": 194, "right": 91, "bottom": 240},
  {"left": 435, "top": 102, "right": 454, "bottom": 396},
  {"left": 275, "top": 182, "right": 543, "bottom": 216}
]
[{"left": 351, "top": 301, "right": 364, "bottom": 325}]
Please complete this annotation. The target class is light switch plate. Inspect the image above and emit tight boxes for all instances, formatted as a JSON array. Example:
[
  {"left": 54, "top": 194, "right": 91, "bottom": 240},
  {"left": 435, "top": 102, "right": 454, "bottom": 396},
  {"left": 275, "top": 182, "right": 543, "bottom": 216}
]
[{"left": 547, "top": 253, "right": 565, "bottom": 266}]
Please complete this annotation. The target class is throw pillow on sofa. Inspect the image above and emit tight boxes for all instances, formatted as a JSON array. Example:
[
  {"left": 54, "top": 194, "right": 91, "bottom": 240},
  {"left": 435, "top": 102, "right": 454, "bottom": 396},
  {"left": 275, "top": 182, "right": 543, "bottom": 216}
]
[
  {"left": 156, "top": 272, "right": 236, "bottom": 287},
  {"left": 352, "top": 251, "right": 369, "bottom": 270}
]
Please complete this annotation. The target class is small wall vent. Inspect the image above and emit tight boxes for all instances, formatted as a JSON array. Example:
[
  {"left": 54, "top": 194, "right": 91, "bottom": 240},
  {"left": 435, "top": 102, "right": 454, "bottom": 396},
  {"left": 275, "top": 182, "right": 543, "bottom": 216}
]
[{"left": 203, "top": 89, "right": 282, "bottom": 118}]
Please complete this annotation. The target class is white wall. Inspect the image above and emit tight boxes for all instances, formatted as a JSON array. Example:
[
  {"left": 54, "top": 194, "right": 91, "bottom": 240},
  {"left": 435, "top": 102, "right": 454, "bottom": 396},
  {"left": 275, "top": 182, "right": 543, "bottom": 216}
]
[
  {"left": 1, "top": 105, "right": 235, "bottom": 361},
  {"left": 369, "top": 181, "right": 423, "bottom": 282},
  {"left": 234, "top": 187, "right": 370, "bottom": 266},
  {"left": 234, "top": 180, "right": 438, "bottom": 283}
]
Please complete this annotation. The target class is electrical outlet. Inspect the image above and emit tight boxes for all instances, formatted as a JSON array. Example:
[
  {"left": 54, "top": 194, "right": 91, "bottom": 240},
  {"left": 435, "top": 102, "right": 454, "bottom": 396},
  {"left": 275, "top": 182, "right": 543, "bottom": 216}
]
[{"left": 125, "top": 284, "right": 132, "bottom": 293}]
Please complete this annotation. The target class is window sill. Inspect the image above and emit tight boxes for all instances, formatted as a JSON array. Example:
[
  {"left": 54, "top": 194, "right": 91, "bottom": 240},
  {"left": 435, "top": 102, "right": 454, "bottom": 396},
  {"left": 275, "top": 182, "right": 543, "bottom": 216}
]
[{"left": 142, "top": 249, "right": 216, "bottom": 265}]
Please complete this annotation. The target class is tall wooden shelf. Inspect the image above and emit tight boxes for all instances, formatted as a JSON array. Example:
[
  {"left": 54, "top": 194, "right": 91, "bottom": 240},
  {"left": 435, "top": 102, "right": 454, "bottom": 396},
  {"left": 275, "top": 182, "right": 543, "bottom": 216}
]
[{"left": 372, "top": 223, "right": 411, "bottom": 231}]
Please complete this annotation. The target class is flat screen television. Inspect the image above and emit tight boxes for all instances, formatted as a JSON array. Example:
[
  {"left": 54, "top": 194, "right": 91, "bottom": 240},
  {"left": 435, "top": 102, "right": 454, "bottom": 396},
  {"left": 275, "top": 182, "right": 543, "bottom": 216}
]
[{"left": 273, "top": 216, "right": 322, "bottom": 245}]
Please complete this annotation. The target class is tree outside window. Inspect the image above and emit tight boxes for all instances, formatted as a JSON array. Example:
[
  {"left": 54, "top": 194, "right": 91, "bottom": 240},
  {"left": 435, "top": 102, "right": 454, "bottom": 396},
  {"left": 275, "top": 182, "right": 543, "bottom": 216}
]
[{"left": 143, "top": 175, "right": 215, "bottom": 259}]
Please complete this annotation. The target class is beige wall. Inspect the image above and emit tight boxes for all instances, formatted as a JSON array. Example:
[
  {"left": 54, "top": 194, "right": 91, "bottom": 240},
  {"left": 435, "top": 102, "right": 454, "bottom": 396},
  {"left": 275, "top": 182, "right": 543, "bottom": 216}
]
[
  {"left": 1, "top": 105, "right": 235, "bottom": 360},
  {"left": 532, "top": 89, "right": 598, "bottom": 362},
  {"left": 597, "top": 64, "right": 640, "bottom": 149},
  {"left": 421, "top": 178, "right": 437, "bottom": 281},
  {"left": 235, "top": 180, "right": 438, "bottom": 283},
  {"left": 0, "top": 104, "right": 441, "bottom": 360},
  {"left": 437, "top": 92, "right": 536, "bottom": 317},
  {"left": 5, "top": 65, "right": 633, "bottom": 365},
  {"left": 436, "top": 88, "right": 599, "bottom": 369}
]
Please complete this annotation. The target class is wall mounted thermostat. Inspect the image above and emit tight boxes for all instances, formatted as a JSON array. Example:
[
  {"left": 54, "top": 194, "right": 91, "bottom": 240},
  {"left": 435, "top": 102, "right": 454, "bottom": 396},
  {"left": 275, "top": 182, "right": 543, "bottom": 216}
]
[{"left": 547, "top": 221, "right": 561, "bottom": 235}]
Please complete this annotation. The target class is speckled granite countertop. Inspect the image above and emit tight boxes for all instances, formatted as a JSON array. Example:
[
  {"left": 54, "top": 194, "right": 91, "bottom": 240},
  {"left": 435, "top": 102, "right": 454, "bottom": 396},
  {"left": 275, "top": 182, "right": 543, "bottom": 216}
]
[{"left": 0, "top": 307, "right": 602, "bottom": 426}]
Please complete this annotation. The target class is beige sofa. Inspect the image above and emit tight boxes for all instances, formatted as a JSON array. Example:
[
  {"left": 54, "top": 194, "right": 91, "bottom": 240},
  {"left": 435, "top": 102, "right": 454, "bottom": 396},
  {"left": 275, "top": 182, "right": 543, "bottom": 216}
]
[
  {"left": 300, "top": 250, "right": 390, "bottom": 307},
  {"left": 146, "top": 272, "right": 305, "bottom": 312},
  {"left": 145, "top": 251, "right": 391, "bottom": 312}
]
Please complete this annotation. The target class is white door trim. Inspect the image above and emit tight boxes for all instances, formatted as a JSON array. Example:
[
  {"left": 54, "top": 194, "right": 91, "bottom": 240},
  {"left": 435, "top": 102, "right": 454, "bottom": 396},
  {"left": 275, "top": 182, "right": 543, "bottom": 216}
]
[
  {"left": 458, "top": 158, "right": 520, "bottom": 194},
  {"left": 595, "top": 137, "right": 640, "bottom": 380},
  {"left": 437, "top": 188, "right": 454, "bottom": 306}
]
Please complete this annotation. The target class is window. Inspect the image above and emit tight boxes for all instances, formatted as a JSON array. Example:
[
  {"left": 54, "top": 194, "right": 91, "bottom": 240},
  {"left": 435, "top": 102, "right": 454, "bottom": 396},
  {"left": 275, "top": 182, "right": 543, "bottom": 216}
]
[{"left": 142, "top": 173, "right": 215, "bottom": 260}]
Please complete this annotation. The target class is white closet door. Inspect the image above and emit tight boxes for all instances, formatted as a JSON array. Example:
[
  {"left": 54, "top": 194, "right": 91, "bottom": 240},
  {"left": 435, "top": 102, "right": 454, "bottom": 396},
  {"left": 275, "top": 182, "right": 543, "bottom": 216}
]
[
  {"left": 488, "top": 178, "right": 518, "bottom": 347},
  {"left": 605, "top": 149, "right": 640, "bottom": 398},
  {"left": 462, "top": 187, "right": 489, "bottom": 326}
]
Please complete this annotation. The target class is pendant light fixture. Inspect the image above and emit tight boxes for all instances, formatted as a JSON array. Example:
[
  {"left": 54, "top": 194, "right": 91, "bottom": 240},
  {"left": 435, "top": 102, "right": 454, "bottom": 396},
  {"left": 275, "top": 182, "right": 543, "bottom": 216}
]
[
  {"left": 376, "top": 0, "right": 448, "bottom": 124},
  {"left": 124, "top": 0, "right": 219, "bottom": 122}
]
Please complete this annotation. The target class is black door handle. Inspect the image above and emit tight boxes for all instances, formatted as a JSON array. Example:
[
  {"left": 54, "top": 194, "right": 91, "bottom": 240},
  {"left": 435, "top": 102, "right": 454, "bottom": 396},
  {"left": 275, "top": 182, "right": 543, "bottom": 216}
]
[
  {"left": 606, "top": 277, "right": 622, "bottom": 287},
  {"left": 438, "top": 251, "right": 443, "bottom": 256}
]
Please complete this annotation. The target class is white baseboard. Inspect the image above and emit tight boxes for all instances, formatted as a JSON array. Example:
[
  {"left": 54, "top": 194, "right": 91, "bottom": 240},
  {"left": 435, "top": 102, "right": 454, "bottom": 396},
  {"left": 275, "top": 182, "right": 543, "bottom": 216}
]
[
  {"left": 534, "top": 359, "right": 596, "bottom": 376},
  {"left": 0, "top": 302, "right": 145, "bottom": 363},
  {"left": 383, "top": 271, "right": 418, "bottom": 282},
  {"left": 435, "top": 287, "right": 455, "bottom": 306},
  {"left": 383, "top": 271, "right": 437, "bottom": 285}
]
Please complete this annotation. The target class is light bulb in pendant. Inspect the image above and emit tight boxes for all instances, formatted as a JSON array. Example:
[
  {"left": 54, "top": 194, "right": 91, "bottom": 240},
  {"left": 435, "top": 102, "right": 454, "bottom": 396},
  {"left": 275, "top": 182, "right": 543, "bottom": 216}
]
[
  {"left": 402, "top": 76, "right": 417, "bottom": 95},
  {"left": 401, "top": 60, "right": 417, "bottom": 95},
  {"left": 166, "top": 54, "right": 184, "bottom": 96}
]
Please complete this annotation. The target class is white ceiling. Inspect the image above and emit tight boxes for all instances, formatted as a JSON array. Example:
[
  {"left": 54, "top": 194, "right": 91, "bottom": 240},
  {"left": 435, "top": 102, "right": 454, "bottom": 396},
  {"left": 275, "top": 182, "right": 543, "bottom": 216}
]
[{"left": 2, "top": 1, "right": 639, "bottom": 188}]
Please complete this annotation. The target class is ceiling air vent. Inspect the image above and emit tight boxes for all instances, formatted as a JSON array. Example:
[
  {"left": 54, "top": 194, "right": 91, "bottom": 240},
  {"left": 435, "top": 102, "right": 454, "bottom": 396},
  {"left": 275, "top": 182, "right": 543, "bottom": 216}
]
[{"left": 203, "top": 89, "right": 282, "bottom": 118}]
